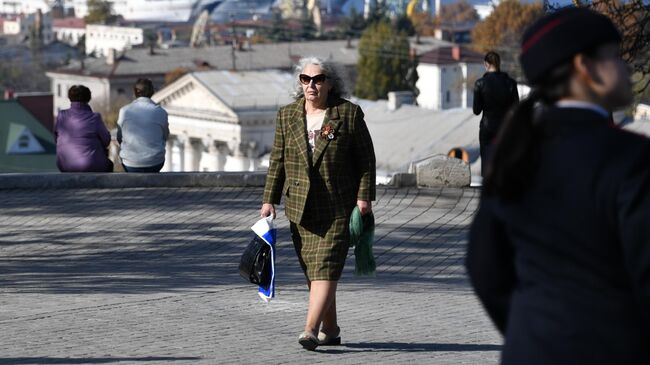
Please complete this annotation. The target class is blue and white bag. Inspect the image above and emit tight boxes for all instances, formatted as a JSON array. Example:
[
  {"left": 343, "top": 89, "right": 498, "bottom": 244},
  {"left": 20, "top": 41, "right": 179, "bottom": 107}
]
[{"left": 251, "top": 216, "right": 276, "bottom": 302}]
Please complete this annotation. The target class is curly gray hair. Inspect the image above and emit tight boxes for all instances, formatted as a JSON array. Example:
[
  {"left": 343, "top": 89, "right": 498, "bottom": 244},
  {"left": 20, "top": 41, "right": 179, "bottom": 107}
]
[{"left": 292, "top": 56, "right": 349, "bottom": 100}]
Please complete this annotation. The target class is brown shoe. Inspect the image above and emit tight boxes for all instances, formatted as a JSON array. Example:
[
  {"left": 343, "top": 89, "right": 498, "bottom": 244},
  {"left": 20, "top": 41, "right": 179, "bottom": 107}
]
[
  {"left": 317, "top": 326, "right": 341, "bottom": 346},
  {"left": 298, "top": 331, "right": 319, "bottom": 351}
]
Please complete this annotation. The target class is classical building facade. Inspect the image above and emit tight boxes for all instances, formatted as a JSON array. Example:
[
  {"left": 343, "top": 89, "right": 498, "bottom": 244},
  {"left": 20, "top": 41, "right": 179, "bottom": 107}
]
[{"left": 151, "top": 69, "right": 294, "bottom": 172}]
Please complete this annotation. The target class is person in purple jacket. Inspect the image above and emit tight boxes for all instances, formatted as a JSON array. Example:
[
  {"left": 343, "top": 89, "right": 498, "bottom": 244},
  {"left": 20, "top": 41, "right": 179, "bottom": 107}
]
[{"left": 55, "top": 85, "right": 113, "bottom": 172}]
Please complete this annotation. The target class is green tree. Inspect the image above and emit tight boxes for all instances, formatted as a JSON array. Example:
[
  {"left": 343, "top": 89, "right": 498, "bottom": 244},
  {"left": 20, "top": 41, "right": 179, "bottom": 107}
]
[
  {"left": 84, "top": 0, "right": 118, "bottom": 24},
  {"left": 355, "top": 21, "right": 412, "bottom": 100}
]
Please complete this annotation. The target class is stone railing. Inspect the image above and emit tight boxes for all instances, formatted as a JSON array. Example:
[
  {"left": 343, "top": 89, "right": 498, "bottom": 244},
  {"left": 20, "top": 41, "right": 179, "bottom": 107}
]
[
  {"left": 0, "top": 156, "right": 474, "bottom": 189},
  {"left": 0, "top": 172, "right": 266, "bottom": 189}
]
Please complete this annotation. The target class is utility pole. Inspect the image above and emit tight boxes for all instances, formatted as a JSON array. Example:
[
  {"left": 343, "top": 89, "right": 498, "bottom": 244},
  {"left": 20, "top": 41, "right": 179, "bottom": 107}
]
[{"left": 230, "top": 14, "right": 237, "bottom": 71}]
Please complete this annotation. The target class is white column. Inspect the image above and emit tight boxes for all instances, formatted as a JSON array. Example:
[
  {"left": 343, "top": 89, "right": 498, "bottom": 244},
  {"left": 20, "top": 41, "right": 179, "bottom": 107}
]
[
  {"left": 225, "top": 140, "right": 249, "bottom": 171},
  {"left": 183, "top": 133, "right": 194, "bottom": 172},
  {"left": 162, "top": 137, "right": 173, "bottom": 172},
  {"left": 198, "top": 138, "right": 229, "bottom": 172},
  {"left": 199, "top": 137, "right": 215, "bottom": 172},
  {"left": 215, "top": 141, "right": 229, "bottom": 171},
  {"left": 246, "top": 141, "right": 259, "bottom": 172},
  {"left": 175, "top": 135, "right": 186, "bottom": 171}
]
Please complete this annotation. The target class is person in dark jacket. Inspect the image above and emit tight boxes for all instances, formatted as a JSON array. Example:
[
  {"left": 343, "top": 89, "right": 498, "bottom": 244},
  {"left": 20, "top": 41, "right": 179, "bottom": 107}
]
[
  {"left": 466, "top": 7, "right": 649, "bottom": 365},
  {"left": 54, "top": 85, "right": 113, "bottom": 172},
  {"left": 473, "top": 51, "right": 519, "bottom": 176}
]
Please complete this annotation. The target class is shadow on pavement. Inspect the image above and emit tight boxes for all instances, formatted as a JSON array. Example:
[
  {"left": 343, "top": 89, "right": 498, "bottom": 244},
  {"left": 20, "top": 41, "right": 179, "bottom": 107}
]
[
  {"left": 0, "top": 357, "right": 201, "bottom": 364},
  {"left": 320, "top": 342, "right": 502, "bottom": 353},
  {"left": 0, "top": 187, "right": 477, "bottom": 294}
]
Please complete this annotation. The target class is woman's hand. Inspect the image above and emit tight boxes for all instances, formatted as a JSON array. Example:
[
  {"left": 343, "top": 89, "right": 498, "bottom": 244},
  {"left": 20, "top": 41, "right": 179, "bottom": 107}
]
[
  {"left": 357, "top": 200, "right": 372, "bottom": 215},
  {"left": 260, "top": 203, "right": 276, "bottom": 219}
]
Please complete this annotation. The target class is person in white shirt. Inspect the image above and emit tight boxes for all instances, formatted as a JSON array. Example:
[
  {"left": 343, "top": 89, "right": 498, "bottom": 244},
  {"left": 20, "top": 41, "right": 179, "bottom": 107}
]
[{"left": 117, "top": 78, "right": 169, "bottom": 172}]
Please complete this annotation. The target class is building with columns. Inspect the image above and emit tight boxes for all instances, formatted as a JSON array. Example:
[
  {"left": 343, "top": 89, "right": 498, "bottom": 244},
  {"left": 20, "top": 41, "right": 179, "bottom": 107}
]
[
  {"left": 151, "top": 69, "right": 294, "bottom": 172},
  {"left": 46, "top": 37, "right": 451, "bottom": 120}
]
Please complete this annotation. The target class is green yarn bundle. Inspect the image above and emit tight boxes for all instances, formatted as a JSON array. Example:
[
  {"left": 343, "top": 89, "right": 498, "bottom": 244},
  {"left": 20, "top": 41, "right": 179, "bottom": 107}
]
[{"left": 349, "top": 206, "right": 376, "bottom": 276}]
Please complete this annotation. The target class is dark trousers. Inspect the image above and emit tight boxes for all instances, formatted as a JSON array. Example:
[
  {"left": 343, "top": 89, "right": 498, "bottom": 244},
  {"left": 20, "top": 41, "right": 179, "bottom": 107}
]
[
  {"left": 122, "top": 162, "right": 164, "bottom": 173},
  {"left": 479, "top": 128, "right": 495, "bottom": 177}
]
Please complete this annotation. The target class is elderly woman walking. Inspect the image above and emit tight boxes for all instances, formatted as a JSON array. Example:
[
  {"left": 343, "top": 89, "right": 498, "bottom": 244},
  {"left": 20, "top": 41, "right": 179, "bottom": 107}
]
[{"left": 260, "top": 57, "right": 376, "bottom": 350}]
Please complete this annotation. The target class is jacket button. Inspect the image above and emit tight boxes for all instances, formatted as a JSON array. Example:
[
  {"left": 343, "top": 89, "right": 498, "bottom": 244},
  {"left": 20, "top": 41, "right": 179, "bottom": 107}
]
[{"left": 294, "top": 181, "right": 299, "bottom": 186}]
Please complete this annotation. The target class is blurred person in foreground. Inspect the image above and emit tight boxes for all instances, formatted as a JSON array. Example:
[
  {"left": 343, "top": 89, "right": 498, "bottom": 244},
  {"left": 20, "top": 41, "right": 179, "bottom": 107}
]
[
  {"left": 473, "top": 51, "right": 519, "bottom": 176},
  {"left": 117, "top": 78, "right": 169, "bottom": 172},
  {"left": 466, "top": 7, "right": 650, "bottom": 364},
  {"left": 55, "top": 85, "right": 113, "bottom": 172},
  {"left": 261, "top": 56, "right": 376, "bottom": 350}
]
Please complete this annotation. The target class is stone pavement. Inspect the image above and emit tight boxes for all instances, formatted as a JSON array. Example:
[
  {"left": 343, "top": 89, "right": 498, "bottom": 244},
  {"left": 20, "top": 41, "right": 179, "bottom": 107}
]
[{"left": 0, "top": 187, "right": 501, "bottom": 364}]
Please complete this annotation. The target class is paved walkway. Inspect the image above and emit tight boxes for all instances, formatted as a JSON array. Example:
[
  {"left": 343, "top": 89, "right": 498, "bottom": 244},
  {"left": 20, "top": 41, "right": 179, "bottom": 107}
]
[{"left": 0, "top": 187, "right": 501, "bottom": 364}]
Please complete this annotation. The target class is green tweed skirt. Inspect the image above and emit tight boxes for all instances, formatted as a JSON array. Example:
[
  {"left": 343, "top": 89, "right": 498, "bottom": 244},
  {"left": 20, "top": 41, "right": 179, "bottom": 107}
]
[{"left": 290, "top": 215, "right": 351, "bottom": 281}]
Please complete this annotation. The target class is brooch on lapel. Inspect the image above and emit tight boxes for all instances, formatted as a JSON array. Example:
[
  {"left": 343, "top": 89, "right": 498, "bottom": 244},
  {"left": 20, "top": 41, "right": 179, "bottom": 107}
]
[{"left": 320, "top": 124, "right": 337, "bottom": 141}]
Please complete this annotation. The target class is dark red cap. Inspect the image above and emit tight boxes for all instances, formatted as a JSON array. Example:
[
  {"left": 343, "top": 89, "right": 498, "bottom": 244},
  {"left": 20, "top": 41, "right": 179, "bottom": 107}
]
[{"left": 519, "top": 7, "right": 621, "bottom": 85}]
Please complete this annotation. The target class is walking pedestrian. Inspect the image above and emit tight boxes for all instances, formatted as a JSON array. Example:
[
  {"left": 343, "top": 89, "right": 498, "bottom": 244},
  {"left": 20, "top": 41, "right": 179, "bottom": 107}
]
[
  {"left": 117, "top": 78, "right": 169, "bottom": 172},
  {"left": 55, "top": 85, "right": 113, "bottom": 172},
  {"left": 473, "top": 51, "right": 519, "bottom": 176},
  {"left": 260, "top": 56, "right": 376, "bottom": 350},
  {"left": 466, "top": 7, "right": 649, "bottom": 364}
]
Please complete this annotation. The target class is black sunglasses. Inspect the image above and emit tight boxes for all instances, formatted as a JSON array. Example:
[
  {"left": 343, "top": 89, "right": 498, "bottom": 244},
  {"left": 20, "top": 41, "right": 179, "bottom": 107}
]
[{"left": 299, "top": 74, "right": 328, "bottom": 85}]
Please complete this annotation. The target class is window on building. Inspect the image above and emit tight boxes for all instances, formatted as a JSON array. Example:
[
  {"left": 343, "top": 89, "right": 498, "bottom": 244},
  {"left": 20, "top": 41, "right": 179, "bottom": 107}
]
[
  {"left": 57, "top": 83, "right": 61, "bottom": 97},
  {"left": 18, "top": 135, "right": 29, "bottom": 148},
  {"left": 117, "top": 88, "right": 125, "bottom": 95},
  {"left": 446, "top": 91, "right": 450, "bottom": 103}
]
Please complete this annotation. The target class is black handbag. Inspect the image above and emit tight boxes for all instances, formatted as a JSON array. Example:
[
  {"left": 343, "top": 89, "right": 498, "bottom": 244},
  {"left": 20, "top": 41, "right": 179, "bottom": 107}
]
[{"left": 239, "top": 236, "right": 272, "bottom": 286}]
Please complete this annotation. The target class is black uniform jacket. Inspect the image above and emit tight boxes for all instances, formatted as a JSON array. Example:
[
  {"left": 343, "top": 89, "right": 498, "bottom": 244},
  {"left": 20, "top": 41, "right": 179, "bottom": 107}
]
[
  {"left": 467, "top": 107, "right": 650, "bottom": 365},
  {"left": 473, "top": 72, "right": 519, "bottom": 136}
]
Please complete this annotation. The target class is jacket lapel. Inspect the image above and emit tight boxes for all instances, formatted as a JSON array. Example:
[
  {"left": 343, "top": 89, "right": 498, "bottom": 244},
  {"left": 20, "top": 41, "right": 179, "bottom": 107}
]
[
  {"left": 286, "top": 99, "right": 311, "bottom": 168},
  {"left": 312, "top": 103, "right": 342, "bottom": 165}
]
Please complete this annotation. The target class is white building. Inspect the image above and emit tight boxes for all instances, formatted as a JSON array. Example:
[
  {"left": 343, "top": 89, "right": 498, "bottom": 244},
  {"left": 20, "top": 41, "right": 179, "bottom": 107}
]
[
  {"left": 0, "top": 0, "right": 50, "bottom": 14},
  {"left": 152, "top": 70, "right": 294, "bottom": 172},
  {"left": 416, "top": 46, "right": 484, "bottom": 110},
  {"left": 53, "top": 17, "right": 86, "bottom": 46},
  {"left": 46, "top": 37, "right": 452, "bottom": 125},
  {"left": 46, "top": 39, "right": 368, "bottom": 122},
  {"left": 636, "top": 103, "right": 650, "bottom": 121},
  {"left": 2, "top": 10, "right": 53, "bottom": 44},
  {"left": 85, "top": 24, "right": 144, "bottom": 57},
  {"left": 70, "top": 0, "right": 221, "bottom": 23}
]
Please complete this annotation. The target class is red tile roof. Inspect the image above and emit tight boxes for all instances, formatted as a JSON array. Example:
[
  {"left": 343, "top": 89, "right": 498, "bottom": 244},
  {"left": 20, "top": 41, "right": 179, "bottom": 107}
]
[
  {"left": 16, "top": 93, "right": 54, "bottom": 132},
  {"left": 419, "top": 46, "right": 484, "bottom": 65},
  {"left": 53, "top": 17, "right": 86, "bottom": 29}
]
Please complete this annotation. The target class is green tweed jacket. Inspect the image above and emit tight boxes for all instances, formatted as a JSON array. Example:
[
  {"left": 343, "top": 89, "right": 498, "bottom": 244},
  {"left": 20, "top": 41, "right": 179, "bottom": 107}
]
[{"left": 262, "top": 97, "right": 376, "bottom": 224}]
